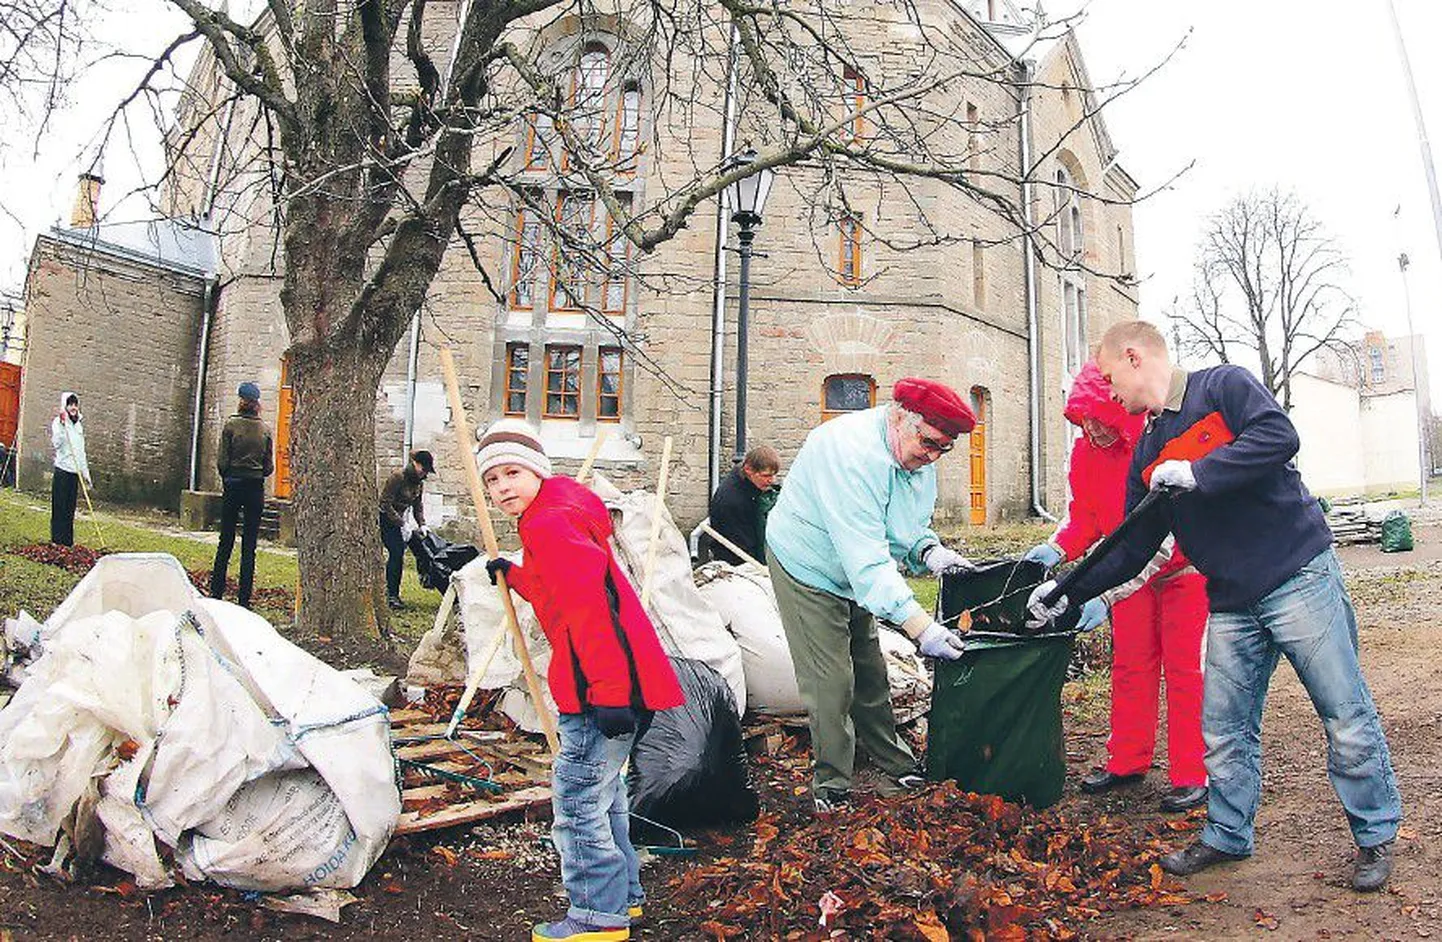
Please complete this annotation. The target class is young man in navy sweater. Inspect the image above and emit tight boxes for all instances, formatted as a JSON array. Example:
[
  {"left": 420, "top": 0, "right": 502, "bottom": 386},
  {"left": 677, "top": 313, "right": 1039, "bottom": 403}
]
[{"left": 1028, "top": 320, "right": 1401, "bottom": 892}]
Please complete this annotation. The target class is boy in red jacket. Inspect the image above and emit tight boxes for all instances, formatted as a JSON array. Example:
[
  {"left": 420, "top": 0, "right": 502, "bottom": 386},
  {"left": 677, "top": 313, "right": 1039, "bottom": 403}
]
[
  {"left": 1024, "top": 361, "right": 1209, "bottom": 813},
  {"left": 477, "top": 418, "right": 684, "bottom": 942}
]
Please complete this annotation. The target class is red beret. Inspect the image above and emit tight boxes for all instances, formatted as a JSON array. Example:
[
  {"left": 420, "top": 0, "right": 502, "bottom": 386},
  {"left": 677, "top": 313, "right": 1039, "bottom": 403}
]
[{"left": 892, "top": 378, "right": 976, "bottom": 437}]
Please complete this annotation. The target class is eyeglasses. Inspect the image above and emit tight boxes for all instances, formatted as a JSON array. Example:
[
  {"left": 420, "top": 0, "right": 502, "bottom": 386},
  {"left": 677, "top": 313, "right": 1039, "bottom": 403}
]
[{"left": 918, "top": 433, "right": 955, "bottom": 456}]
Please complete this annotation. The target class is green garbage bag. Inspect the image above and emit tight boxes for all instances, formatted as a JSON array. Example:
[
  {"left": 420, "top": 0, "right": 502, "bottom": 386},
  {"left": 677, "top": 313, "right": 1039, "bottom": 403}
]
[
  {"left": 1380, "top": 510, "right": 1414, "bottom": 553},
  {"left": 926, "top": 633, "right": 1073, "bottom": 808}
]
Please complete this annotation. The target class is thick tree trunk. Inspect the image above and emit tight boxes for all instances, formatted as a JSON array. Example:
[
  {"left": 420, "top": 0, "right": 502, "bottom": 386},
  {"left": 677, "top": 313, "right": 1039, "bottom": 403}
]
[{"left": 289, "top": 343, "right": 391, "bottom": 642}]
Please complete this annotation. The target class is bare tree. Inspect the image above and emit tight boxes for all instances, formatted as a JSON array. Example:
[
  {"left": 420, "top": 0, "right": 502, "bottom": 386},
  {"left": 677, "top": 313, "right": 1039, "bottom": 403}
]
[
  {"left": 1171, "top": 188, "right": 1357, "bottom": 411},
  {"left": 43, "top": 0, "right": 1169, "bottom": 644}
]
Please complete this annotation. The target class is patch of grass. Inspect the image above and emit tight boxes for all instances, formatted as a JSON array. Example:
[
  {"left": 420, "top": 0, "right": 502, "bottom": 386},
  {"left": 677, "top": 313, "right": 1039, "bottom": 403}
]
[
  {"left": 936, "top": 520, "right": 1056, "bottom": 561},
  {"left": 0, "top": 490, "right": 441, "bottom": 638}
]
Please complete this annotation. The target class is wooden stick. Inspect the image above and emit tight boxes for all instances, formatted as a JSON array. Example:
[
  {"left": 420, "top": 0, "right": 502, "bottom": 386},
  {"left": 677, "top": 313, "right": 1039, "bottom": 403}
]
[
  {"left": 576, "top": 428, "right": 609, "bottom": 485},
  {"left": 437, "top": 346, "right": 559, "bottom": 755},
  {"left": 60, "top": 420, "right": 105, "bottom": 550},
  {"left": 446, "top": 624, "right": 509, "bottom": 739},
  {"left": 700, "top": 521, "right": 763, "bottom": 569},
  {"left": 639, "top": 436, "right": 674, "bottom": 609}
]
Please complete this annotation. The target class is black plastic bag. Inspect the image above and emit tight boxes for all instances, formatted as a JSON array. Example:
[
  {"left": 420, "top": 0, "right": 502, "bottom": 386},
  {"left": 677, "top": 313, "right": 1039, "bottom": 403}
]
[
  {"left": 627, "top": 658, "right": 758, "bottom": 834},
  {"left": 407, "top": 532, "right": 480, "bottom": 591}
]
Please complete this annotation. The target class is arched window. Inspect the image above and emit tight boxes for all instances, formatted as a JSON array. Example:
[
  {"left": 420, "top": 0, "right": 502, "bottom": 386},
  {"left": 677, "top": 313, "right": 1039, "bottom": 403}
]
[
  {"left": 572, "top": 43, "right": 610, "bottom": 150},
  {"left": 615, "top": 83, "right": 641, "bottom": 165},
  {"left": 1056, "top": 165, "right": 1086, "bottom": 375},
  {"left": 821, "top": 373, "right": 876, "bottom": 421}
]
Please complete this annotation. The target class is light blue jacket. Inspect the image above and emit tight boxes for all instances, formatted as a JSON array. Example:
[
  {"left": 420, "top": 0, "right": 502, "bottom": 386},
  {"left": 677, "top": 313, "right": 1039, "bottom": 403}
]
[{"left": 765, "top": 405, "right": 940, "bottom": 626}]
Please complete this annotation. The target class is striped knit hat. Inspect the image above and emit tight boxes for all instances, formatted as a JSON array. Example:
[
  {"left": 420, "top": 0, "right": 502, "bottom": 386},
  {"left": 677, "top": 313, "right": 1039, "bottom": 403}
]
[{"left": 475, "top": 418, "right": 553, "bottom": 480}]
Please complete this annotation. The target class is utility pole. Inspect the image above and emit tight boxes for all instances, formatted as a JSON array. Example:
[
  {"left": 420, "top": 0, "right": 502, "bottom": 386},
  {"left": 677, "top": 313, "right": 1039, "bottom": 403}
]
[{"left": 1399, "top": 253, "right": 1431, "bottom": 502}]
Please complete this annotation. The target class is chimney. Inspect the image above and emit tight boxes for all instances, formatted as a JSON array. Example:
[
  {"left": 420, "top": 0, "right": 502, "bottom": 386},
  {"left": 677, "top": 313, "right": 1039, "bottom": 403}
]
[{"left": 70, "top": 172, "right": 104, "bottom": 229}]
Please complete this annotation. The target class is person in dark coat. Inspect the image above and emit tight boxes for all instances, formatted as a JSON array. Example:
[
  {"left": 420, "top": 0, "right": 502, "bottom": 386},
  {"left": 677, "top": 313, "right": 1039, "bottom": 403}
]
[
  {"left": 210, "top": 382, "right": 274, "bottom": 608},
  {"left": 702, "top": 445, "right": 781, "bottom": 565},
  {"left": 378, "top": 449, "right": 433, "bottom": 609}
]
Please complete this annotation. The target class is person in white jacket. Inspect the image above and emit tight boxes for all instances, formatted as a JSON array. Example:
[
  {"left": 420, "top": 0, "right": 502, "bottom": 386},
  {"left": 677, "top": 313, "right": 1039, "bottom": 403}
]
[{"left": 50, "top": 391, "right": 91, "bottom": 546}]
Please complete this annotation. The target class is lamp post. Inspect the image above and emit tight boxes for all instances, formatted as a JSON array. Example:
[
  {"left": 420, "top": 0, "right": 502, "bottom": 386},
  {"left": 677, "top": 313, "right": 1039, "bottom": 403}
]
[{"left": 722, "top": 147, "right": 775, "bottom": 466}]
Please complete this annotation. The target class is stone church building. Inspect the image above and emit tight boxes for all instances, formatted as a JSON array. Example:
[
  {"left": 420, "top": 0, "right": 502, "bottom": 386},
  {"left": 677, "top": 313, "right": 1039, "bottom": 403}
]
[{"left": 28, "top": 0, "right": 1140, "bottom": 536}]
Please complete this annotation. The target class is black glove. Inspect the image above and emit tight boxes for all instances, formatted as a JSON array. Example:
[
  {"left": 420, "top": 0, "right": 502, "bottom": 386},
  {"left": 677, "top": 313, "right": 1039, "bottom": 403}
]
[
  {"left": 592, "top": 705, "right": 637, "bottom": 739},
  {"left": 485, "top": 557, "right": 513, "bottom": 586}
]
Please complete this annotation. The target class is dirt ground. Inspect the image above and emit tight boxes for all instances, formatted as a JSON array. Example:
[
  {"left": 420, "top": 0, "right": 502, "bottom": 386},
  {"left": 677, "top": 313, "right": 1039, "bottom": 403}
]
[{"left": 2, "top": 529, "right": 1439, "bottom": 940}]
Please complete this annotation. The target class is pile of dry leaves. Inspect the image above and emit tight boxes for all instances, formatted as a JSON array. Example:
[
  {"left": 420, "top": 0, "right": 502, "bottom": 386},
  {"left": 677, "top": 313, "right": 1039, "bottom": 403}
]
[
  {"left": 14, "top": 543, "right": 293, "bottom": 610},
  {"left": 670, "top": 782, "right": 1207, "bottom": 941}
]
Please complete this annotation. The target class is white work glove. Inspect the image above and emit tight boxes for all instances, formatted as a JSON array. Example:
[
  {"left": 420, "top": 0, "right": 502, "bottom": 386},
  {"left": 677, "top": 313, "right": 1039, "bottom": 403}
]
[
  {"left": 1026, "top": 579, "right": 1069, "bottom": 630},
  {"left": 1150, "top": 459, "right": 1197, "bottom": 492},
  {"left": 1075, "top": 597, "right": 1109, "bottom": 632},
  {"left": 922, "top": 543, "right": 976, "bottom": 576},
  {"left": 400, "top": 510, "right": 418, "bottom": 541},
  {"left": 915, "top": 621, "right": 965, "bottom": 660}
]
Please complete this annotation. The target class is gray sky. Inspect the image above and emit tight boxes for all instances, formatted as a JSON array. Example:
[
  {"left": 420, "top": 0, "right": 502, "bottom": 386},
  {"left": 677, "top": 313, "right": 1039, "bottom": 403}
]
[{"left": 5, "top": 0, "right": 1442, "bottom": 401}]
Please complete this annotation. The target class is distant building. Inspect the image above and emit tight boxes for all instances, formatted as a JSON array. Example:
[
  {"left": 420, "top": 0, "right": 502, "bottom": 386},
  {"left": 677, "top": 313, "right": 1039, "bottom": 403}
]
[
  {"left": 16, "top": 175, "right": 218, "bottom": 505},
  {"left": 1291, "top": 330, "right": 1432, "bottom": 496}
]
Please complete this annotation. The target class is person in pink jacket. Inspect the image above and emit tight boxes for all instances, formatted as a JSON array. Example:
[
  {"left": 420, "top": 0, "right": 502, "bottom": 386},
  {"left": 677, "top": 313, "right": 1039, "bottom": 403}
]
[{"left": 1024, "top": 361, "right": 1209, "bottom": 813}]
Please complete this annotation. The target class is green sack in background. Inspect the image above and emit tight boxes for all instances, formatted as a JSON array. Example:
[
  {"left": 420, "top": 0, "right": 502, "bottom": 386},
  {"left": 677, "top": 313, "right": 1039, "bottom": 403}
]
[
  {"left": 1380, "top": 510, "right": 1414, "bottom": 553},
  {"left": 926, "top": 634, "right": 1073, "bottom": 809}
]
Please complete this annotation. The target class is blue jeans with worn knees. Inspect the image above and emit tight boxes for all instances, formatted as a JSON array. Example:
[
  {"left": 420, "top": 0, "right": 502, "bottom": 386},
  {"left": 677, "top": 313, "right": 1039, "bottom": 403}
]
[
  {"left": 1200, "top": 548, "right": 1402, "bottom": 857},
  {"left": 551, "top": 712, "right": 640, "bottom": 928}
]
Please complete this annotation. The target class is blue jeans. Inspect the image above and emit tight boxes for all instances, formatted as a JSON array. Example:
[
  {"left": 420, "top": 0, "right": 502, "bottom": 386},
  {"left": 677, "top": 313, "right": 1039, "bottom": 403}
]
[
  {"left": 552, "top": 712, "right": 641, "bottom": 928},
  {"left": 1201, "top": 549, "right": 1401, "bottom": 856}
]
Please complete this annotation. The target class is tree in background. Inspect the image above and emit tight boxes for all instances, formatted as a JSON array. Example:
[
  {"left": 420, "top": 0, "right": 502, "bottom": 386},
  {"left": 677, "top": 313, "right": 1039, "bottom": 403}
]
[{"left": 1170, "top": 188, "right": 1357, "bottom": 411}]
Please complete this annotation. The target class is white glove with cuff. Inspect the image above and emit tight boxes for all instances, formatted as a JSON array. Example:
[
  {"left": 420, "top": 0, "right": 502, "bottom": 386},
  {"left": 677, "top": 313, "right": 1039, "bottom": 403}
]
[
  {"left": 1149, "top": 459, "right": 1197, "bottom": 492},
  {"left": 922, "top": 543, "right": 976, "bottom": 576},
  {"left": 915, "top": 621, "right": 965, "bottom": 660},
  {"left": 1025, "top": 579, "right": 1069, "bottom": 630}
]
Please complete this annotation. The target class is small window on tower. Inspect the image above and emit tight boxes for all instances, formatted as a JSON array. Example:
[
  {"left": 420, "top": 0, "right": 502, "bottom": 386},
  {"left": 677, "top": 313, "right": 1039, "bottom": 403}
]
[{"left": 822, "top": 373, "right": 876, "bottom": 421}]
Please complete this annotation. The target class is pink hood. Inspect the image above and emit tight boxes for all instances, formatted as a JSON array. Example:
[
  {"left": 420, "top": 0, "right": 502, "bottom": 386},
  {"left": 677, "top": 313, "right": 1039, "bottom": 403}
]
[{"left": 1063, "top": 361, "right": 1146, "bottom": 448}]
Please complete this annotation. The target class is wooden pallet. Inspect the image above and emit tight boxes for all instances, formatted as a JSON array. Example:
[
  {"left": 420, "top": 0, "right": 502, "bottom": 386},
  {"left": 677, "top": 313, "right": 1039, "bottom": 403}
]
[{"left": 391, "top": 707, "right": 553, "bottom": 835}]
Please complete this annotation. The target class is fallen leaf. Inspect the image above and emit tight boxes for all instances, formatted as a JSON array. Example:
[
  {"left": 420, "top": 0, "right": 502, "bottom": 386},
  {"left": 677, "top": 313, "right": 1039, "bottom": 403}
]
[
  {"left": 913, "top": 909, "right": 950, "bottom": 941},
  {"left": 116, "top": 740, "right": 140, "bottom": 761},
  {"left": 431, "top": 846, "right": 458, "bottom": 867},
  {"left": 1254, "top": 908, "right": 1280, "bottom": 931}
]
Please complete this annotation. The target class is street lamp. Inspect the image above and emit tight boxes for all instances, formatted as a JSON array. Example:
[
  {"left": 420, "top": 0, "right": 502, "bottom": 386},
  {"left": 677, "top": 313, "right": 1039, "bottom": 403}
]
[
  {"left": 1398, "top": 252, "right": 1430, "bottom": 504},
  {"left": 722, "top": 146, "right": 775, "bottom": 466}
]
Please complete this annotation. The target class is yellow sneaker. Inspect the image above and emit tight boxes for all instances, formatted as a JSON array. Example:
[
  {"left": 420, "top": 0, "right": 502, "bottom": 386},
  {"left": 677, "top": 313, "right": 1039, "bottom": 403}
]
[{"left": 628, "top": 904, "right": 643, "bottom": 920}]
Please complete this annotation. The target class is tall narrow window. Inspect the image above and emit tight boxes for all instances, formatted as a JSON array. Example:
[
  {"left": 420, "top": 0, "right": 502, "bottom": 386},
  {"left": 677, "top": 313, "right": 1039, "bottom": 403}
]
[
  {"left": 603, "top": 194, "right": 633, "bottom": 313},
  {"left": 504, "top": 343, "right": 529, "bottom": 415},
  {"left": 842, "top": 65, "right": 866, "bottom": 142},
  {"left": 972, "top": 240, "right": 986, "bottom": 310},
  {"left": 550, "top": 192, "right": 594, "bottom": 310},
  {"left": 615, "top": 84, "right": 641, "bottom": 165},
  {"left": 1369, "top": 347, "right": 1386, "bottom": 384},
  {"left": 1116, "top": 224, "right": 1129, "bottom": 276},
  {"left": 966, "top": 102, "right": 980, "bottom": 170},
  {"left": 838, "top": 214, "right": 862, "bottom": 286},
  {"left": 544, "top": 345, "right": 582, "bottom": 418},
  {"left": 525, "top": 114, "right": 553, "bottom": 170},
  {"left": 570, "top": 43, "right": 610, "bottom": 154},
  {"left": 1056, "top": 164, "right": 1087, "bottom": 375},
  {"left": 510, "top": 200, "right": 542, "bottom": 309},
  {"left": 1063, "top": 280, "right": 1087, "bottom": 374},
  {"left": 598, "top": 346, "right": 623, "bottom": 420},
  {"left": 822, "top": 373, "right": 876, "bottom": 421}
]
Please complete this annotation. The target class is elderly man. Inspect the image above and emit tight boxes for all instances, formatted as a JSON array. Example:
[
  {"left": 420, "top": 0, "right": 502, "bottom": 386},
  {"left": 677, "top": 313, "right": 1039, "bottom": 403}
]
[
  {"left": 1028, "top": 321, "right": 1401, "bottom": 893},
  {"left": 766, "top": 378, "right": 976, "bottom": 813}
]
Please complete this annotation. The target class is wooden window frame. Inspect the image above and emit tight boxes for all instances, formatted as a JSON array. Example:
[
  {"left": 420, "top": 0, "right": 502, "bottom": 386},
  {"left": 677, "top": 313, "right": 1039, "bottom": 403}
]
[
  {"left": 549, "top": 191, "right": 595, "bottom": 311},
  {"left": 821, "top": 372, "right": 877, "bottom": 422},
  {"left": 524, "top": 114, "right": 553, "bottom": 170},
  {"left": 510, "top": 200, "right": 542, "bottom": 310},
  {"left": 543, "top": 344, "right": 583, "bottom": 419},
  {"left": 564, "top": 43, "right": 611, "bottom": 170},
  {"left": 837, "top": 213, "right": 863, "bottom": 287},
  {"left": 504, "top": 343, "right": 529, "bottom": 416},
  {"left": 601, "top": 194, "right": 632, "bottom": 314},
  {"left": 597, "top": 346, "right": 623, "bottom": 421},
  {"left": 613, "top": 84, "right": 642, "bottom": 168}
]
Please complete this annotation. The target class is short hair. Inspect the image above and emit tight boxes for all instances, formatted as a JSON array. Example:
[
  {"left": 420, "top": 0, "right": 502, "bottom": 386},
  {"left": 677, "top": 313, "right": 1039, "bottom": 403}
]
[
  {"left": 1099, "top": 320, "right": 1169, "bottom": 357},
  {"left": 742, "top": 444, "right": 780, "bottom": 473},
  {"left": 65, "top": 393, "right": 79, "bottom": 407}
]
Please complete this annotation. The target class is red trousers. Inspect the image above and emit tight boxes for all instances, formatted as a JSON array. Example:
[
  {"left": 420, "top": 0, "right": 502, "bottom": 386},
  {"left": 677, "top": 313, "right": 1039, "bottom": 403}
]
[{"left": 1104, "top": 572, "right": 1208, "bottom": 787}]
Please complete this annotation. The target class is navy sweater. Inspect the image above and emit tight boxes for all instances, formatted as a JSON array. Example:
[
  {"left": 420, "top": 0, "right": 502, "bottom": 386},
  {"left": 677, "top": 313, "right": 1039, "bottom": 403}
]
[{"left": 1068, "top": 365, "right": 1332, "bottom": 612}]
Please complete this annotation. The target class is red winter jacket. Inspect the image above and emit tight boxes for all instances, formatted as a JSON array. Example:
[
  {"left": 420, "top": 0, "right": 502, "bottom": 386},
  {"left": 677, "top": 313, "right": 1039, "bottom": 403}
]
[
  {"left": 1052, "top": 362, "right": 1191, "bottom": 580},
  {"left": 503, "top": 475, "right": 685, "bottom": 715}
]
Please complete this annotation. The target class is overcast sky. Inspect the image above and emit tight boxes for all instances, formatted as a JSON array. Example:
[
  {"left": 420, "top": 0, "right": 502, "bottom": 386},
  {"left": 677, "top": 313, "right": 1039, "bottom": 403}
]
[{"left": 5, "top": 0, "right": 1442, "bottom": 400}]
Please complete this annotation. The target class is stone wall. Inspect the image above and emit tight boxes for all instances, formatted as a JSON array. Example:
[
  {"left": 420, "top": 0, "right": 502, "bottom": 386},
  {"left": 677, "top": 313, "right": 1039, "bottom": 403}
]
[{"left": 20, "top": 237, "right": 206, "bottom": 506}]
